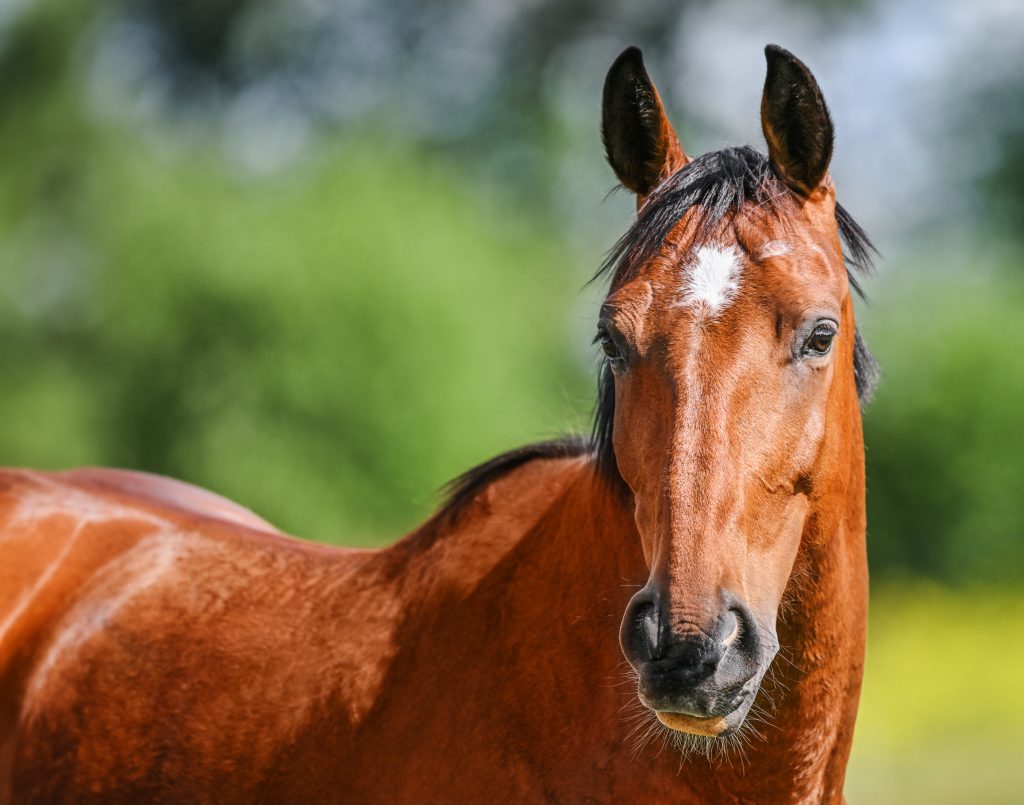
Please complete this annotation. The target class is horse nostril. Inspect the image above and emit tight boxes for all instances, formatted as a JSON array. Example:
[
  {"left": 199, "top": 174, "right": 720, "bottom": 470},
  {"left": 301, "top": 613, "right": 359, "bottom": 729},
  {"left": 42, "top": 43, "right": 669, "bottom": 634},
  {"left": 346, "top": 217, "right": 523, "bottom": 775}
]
[
  {"left": 622, "top": 591, "right": 763, "bottom": 676},
  {"left": 639, "top": 601, "right": 662, "bottom": 660},
  {"left": 721, "top": 610, "right": 741, "bottom": 649},
  {"left": 620, "top": 589, "right": 668, "bottom": 664},
  {"left": 718, "top": 598, "right": 761, "bottom": 658}
]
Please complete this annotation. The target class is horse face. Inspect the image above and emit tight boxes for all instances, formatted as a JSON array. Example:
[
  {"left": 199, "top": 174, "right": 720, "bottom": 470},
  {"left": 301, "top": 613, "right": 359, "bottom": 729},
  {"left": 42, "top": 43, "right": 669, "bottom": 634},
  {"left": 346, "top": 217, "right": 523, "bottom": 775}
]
[
  {"left": 606, "top": 201, "right": 854, "bottom": 737},
  {"left": 600, "top": 46, "right": 861, "bottom": 737}
]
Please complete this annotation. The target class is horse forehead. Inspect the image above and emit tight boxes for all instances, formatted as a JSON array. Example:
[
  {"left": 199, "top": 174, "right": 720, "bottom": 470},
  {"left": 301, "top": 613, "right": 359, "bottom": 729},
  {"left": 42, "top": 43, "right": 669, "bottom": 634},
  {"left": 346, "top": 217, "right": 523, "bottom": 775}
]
[
  {"left": 611, "top": 210, "right": 844, "bottom": 334},
  {"left": 735, "top": 209, "right": 845, "bottom": 286}
]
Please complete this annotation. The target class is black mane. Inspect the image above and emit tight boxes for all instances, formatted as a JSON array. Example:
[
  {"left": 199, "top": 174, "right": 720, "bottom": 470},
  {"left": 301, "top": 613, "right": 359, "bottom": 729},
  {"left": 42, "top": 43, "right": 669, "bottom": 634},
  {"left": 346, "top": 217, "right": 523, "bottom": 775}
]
[
  {"left": 438, "top": 145, "right": 878, "bottom": 516},
  {"left": 435, "top": 436, "right": 593, "bottom": 524}
]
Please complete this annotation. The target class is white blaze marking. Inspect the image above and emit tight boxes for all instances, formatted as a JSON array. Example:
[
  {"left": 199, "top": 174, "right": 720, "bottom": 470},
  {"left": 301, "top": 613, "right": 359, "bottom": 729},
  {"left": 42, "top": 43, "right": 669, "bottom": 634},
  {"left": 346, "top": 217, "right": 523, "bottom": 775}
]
[{"left": 677, "top": 245, "right": 742, "bottom": 316}]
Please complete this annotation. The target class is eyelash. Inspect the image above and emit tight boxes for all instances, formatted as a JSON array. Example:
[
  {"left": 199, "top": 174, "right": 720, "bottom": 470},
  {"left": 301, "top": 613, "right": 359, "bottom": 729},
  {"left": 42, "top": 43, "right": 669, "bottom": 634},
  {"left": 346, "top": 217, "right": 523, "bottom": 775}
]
[
  {"left": 802, "top": 322, "right": 837, "bottom": 356},
  {"left": 596, "top": 326, "right": 624, "bottom": 364}
]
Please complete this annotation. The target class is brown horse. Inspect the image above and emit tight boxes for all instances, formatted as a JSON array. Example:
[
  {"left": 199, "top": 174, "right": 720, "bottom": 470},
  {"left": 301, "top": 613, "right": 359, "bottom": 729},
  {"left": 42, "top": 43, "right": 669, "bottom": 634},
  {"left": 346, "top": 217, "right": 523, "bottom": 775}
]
[{"left": 0, "top": 45, "right": 876, "bottom": 802}]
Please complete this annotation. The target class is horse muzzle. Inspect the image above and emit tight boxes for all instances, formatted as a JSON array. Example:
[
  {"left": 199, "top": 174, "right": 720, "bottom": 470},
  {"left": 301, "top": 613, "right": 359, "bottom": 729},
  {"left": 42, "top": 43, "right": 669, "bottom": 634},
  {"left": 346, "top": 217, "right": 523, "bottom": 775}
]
[{"left": 620, "top": 586, "right": 776, "bottom": 737}]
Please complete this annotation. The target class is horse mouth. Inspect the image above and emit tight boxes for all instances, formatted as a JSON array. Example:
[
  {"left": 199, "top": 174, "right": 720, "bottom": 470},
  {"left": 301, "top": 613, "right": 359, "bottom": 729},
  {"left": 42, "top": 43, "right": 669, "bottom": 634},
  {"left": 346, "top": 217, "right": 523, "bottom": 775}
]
[
  {"left": 654, "top": 711, "right": 730, "bottom": 737},
  {"left": 648, "top": 692, "right": 754, "bottom": 738}
]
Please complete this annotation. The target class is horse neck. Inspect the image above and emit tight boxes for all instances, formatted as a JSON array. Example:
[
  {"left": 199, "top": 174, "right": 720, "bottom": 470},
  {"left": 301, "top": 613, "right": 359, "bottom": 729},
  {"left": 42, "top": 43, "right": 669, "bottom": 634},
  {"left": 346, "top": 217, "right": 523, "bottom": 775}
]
[
  {"left": 389, "top": 455, "right": 642, "bottom": 667},
  {"left": 357, "top": 435, "right": 866, "bottom": 800},
  {"left": 351, "top": 458, "right": 647, "bottom": 773},
  {"left": 746, "top": 410, "right": 869, "bottom": 802}
]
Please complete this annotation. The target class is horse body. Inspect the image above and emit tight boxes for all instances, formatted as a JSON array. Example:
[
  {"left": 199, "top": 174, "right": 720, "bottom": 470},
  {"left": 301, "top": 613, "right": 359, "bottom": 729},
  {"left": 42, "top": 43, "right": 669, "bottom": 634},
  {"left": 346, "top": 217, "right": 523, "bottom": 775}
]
[
  {"left": 0, "top": 460, "right": 642, "bottom": 802},
  {"left": 1, "top": 44, "right": 874, "bottom": 802},
  {"left": 1, "top": 440, "right": 863, "bottom": 802}
]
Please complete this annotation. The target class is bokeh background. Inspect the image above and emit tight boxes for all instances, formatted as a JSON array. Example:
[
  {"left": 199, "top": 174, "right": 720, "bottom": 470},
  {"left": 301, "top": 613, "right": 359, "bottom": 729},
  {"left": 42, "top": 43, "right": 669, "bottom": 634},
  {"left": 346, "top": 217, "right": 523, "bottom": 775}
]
[{"left": 2, "top": 0, "right": 1022, "bottom": 799}]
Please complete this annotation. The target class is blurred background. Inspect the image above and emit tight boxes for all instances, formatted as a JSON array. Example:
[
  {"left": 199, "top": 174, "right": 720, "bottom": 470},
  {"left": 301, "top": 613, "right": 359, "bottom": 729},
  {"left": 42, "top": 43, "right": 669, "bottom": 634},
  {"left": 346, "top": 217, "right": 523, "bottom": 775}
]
[{"left": 1, "top": 0, "right": 1021, "bottom": 799}]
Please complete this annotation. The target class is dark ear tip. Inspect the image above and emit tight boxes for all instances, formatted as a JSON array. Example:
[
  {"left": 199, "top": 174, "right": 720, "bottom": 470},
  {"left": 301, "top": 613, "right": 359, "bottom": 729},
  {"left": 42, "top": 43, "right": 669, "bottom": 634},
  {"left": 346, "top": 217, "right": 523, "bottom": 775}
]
[
  {"left": 604, "top": 47, "right": 649, "bottom": 101},
  {"left": 610, "top": 46, "right": 645, "bottom": 72},
  {"left": 763, "top": 44, "right": 813, "bottom": 79}
]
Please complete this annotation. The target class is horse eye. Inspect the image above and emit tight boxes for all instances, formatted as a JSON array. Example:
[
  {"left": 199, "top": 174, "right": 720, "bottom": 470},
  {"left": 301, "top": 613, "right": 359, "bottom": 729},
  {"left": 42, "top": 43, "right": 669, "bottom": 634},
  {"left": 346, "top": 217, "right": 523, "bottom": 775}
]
[
  {"left": 804, "top": 324, "right": 836, "bottom": 356},
  {"left": 599, "top": 332, "right": 620, "bottom": 360},
  {"left": 596, "top": 326, "right": 623, "bottom": 362}
]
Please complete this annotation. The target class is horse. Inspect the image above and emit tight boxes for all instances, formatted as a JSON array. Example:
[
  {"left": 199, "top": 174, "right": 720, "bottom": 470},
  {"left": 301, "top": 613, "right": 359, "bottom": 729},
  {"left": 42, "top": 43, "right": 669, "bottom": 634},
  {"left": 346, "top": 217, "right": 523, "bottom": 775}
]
[{"left": 0, "top": 45, "right": 877, "bottom": 802}]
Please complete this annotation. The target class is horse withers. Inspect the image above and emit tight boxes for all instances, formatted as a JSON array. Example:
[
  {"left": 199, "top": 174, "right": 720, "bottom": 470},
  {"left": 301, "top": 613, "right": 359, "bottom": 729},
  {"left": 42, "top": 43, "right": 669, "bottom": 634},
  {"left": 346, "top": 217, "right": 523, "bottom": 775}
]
[{"left": 0, "top": 45, "right": 875, "bottom": 802}]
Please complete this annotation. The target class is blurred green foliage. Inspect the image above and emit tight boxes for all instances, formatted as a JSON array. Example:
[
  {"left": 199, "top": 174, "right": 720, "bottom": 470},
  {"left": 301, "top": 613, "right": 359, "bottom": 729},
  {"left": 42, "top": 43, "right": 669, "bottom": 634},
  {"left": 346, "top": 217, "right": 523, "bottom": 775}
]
[
  {"left": 0, "top": 0, "right": 1020, "bottom": 586},
  {"left": 861, "top": 269, "right": 1024, "bottom": 583},
  {"left": 0, "top": 126, "right": 590, "bottom": 542}
]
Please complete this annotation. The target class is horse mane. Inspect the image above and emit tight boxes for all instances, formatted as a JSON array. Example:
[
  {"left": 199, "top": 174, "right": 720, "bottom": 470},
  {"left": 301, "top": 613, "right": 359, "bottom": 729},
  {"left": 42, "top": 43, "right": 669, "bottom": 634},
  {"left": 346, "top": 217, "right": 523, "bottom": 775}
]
[
  {"left": 439, "top": 145, "right": 878, "bottom": 515},
  {"left": 435, "top": 436, "right": 594, "bottom": 523}
]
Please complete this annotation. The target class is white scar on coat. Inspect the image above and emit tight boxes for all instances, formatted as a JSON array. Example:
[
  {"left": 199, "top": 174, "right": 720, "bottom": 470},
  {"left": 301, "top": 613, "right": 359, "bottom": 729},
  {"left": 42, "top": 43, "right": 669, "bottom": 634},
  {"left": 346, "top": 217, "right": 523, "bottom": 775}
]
[
  {"left": 676, "top": 245, "right": 742, "bottom": 317},
  {"left": 755, "top": 240, "right": 792, "bottom": 260}
]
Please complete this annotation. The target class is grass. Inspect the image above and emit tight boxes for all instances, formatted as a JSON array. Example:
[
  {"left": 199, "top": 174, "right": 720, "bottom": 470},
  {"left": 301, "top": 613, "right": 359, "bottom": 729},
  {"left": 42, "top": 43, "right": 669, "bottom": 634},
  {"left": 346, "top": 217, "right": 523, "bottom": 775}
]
[{"left": 845, "top": 583, "right": 1024, "bottom": 802}]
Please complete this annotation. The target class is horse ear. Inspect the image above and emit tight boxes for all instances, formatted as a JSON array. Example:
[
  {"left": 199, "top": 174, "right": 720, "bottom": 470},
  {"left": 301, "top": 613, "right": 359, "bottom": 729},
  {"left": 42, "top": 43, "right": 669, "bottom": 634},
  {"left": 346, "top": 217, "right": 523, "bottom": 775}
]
[
  {"left": 602, "top": 47, "right": 689, "bottom": 201},
  {"left": 761, "top": 45, "right": 834, "bottom": 198}
]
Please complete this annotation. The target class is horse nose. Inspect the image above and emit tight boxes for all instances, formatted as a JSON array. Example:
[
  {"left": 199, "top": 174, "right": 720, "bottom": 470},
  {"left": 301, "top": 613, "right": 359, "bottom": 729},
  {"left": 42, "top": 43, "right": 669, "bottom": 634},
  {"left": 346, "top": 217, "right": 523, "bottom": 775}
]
[
  {"left": 621, "top": 589, "right": 768, "bottom": 719},
  {"left": 656, "top": 610, "right": 739, "bottom": 683},
  {"left": 620, "top": 589, "right": 753, "bottom": 680}
]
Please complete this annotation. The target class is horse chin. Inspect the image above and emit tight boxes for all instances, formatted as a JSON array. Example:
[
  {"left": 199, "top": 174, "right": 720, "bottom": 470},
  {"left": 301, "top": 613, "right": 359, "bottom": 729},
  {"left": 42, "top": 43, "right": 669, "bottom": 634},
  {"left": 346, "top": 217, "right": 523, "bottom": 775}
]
[{"left": 652, "top": 694, "right": 755, "bottom": 738}]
